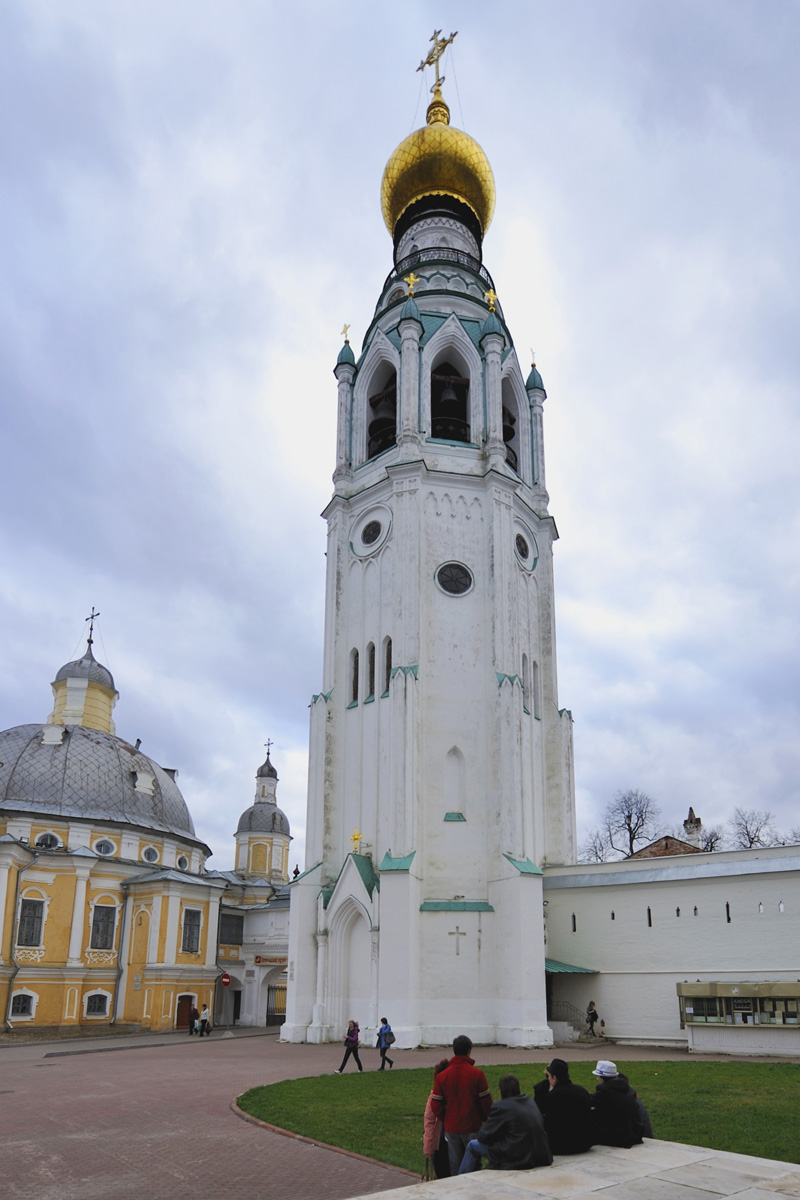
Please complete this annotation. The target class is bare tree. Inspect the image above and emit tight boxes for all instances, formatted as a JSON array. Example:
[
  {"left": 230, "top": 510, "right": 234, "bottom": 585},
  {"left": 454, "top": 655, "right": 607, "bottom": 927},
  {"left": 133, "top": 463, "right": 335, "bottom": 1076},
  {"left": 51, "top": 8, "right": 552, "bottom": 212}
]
[
  {"left": 700, "top": 825, "right": 725, "bottom": 852},
  {"left": 579, "top": 827, "right": 613, "bottom": 863},
  {"left": 728, "top": 807, "right": 778, "bottom": 849}
]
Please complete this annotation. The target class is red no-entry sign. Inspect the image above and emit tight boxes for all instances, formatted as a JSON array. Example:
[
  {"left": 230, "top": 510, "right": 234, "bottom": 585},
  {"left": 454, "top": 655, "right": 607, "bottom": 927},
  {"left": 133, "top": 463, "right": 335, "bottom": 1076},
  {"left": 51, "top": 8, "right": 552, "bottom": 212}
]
[{"left": 220, "top": 972, "right": 231, "bottom": 988}]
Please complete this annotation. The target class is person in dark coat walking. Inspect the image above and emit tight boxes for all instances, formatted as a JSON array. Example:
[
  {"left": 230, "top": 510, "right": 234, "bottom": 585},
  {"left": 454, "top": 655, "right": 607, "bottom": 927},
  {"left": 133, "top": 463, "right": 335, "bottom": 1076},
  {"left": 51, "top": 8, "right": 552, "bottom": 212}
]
[
  {"left": 533, "top": 1058, "right": 594, "bottom": 1155},
  {"left": 458, "top": 1075, "right": 552, "bottom": 1173},
  {"left": 376, "top": 1017, "right": 394, "bottom": 1070},
  {"left": 335, "top": 1020, "right": 363, "bottom": 1073},
  {"left": 586, "top": 1000, "right": 600, "bottom": 1037},
  {"left": 591, "top": 1060, "right": 644, "bottom": 1148},
  {"left": 188, "top": 1004, "right": 199, "bottom": 1035}
]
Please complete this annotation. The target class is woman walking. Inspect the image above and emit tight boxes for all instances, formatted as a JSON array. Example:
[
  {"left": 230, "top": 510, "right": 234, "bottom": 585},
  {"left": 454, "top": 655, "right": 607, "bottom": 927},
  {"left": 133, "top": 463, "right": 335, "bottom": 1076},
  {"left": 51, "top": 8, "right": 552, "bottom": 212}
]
[
  {"left": 376, "top": 1016, "right": 394, "bottom": 1070},
  {"left": 586, "top": 1000, "right": 599, "bottom": 1037},
  {"left": 335, "top": 1019, "right": 363, "bottom": 1073}
]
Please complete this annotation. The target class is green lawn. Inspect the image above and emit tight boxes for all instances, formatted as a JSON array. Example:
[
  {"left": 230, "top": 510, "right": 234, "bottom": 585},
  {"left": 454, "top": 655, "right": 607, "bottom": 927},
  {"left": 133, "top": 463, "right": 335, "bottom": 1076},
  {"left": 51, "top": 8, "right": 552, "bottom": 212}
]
[{"left": 238, "top": 1060, "right": 800, "bottom": 1174}]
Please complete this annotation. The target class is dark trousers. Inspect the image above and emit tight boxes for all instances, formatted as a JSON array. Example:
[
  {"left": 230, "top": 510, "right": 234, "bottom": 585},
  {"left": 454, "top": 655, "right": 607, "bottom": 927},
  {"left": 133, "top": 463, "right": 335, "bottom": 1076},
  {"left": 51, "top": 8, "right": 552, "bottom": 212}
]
[
  {"left": 444, "top": 1131, "right": 478, "bottom": 1176},
  {"left": 379, "top": 1045, "right": 393, "bottom": 1069},
  {"left": 338, "top": 1044, "right": 362, "bottom": 1071},
  {"left": 199, "top": 1019, "right": 210, "bottom": 1037}
]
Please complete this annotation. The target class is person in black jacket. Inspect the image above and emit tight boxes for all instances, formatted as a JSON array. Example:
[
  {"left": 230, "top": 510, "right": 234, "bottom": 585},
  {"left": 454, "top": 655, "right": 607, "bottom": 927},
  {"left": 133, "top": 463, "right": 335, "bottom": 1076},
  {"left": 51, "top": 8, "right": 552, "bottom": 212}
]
[
  {"left": 591, "top": 1060, "right": 644, "bottom": 1148},
  {"left": 533, "top": 1058, "right": 594, "bottom": 1154},
  {"left": 458, "top": 1075, "right": 552, "bottom": 1173}
]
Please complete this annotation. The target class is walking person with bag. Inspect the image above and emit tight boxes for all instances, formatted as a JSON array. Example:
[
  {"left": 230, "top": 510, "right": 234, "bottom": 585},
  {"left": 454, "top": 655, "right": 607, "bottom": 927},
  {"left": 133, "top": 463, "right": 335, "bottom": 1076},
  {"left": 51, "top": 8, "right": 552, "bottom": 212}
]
[
  {"left": 335, "top": 1019, "right": 363, "bottom": 1073},
  {"left": 586, "top": 1000, "right": 600, "bottom": 1037},
  {"left": 376, "top": 1016, "right": 395, "bottom": 1070}
]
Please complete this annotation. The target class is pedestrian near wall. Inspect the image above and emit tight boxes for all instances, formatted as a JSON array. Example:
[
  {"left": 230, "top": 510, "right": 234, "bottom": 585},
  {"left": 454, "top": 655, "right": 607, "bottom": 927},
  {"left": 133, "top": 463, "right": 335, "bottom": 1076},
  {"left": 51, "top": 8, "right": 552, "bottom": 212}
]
[
  {"left": 335, "top": 1020, "right": 363, "bottom": 1073},
  {"left": 430, "top": 1035, "right": 493, "bottom": 1175},
  {"left": 376, "top": 1016, "right": 395, "bottom": 1070}
]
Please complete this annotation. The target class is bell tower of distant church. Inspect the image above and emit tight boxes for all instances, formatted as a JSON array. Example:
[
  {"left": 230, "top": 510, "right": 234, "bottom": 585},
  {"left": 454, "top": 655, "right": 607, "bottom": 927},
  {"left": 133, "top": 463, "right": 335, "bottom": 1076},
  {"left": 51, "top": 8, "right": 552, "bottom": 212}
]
[{"left": 283, "top": 36, "right": 576, "bottom": 1048}]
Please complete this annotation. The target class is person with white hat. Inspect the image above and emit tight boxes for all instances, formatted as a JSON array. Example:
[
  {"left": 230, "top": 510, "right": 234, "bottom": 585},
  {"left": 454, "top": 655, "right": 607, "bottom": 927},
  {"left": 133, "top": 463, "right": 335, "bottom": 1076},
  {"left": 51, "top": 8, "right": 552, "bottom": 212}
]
[{"left": 591, "top": 1060, "right": 644, "bottom": 1148}]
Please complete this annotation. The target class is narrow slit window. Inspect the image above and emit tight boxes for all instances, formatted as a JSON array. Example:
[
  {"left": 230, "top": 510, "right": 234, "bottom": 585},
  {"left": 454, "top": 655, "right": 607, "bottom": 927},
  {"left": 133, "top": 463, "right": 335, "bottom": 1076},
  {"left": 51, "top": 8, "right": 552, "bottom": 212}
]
[
  {"left": 647, "top": 907, "right": 652, "bottom": 927},
  {"left": 571, "top": 913, "right": 577, "bottom": 933},
  {"left": 350, "top": 649, "right": 359, "bottom": 704},
  {"left": 726, "top": 902, "right": 731, "bottom": 924},
  {"left": 366, "top": 642, "right": 375, "bottom": 699},
  {"left": 383, "top": 637, "right": 392, "bottom": 695}
]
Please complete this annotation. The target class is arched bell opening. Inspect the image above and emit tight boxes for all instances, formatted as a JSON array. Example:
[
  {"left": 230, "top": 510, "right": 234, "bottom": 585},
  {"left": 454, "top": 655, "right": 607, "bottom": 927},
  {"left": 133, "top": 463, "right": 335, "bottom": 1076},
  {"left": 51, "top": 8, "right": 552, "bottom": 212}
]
[
  {"left": 502, "top": 379, "right": 520, "bottom": 473},
  {"left": 367, "top": 366, "right": 397, "bottom": 460},
  {"left": 431, "top": 360, "right": 470, "bottom": 443}
]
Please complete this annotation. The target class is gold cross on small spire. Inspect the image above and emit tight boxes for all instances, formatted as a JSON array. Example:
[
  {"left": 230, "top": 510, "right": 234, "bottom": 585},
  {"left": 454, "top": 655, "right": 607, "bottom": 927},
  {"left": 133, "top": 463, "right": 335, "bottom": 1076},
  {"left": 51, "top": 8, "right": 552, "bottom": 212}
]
[
  {"left": 350, "top": 829, "right": 362, "bottom": 854},
  {"left": 484, "top": 288, "right": 498, "bottom": 313},
  {"left": 404, "top": 272, "right": 420, "bottom": 296},
  {"left": 417, "top": 29, "right": 458, "bottom": 91},
  {"left": 341, "top": 323, "right": 350, "bottom": 343}
]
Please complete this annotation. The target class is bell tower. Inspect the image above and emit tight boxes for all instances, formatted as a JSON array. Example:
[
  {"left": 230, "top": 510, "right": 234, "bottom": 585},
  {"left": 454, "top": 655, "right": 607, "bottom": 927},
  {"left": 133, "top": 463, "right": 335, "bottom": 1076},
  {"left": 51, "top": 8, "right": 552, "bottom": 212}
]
[{"left": 283, "top": 37, "right": 576, "bottom": 1048}]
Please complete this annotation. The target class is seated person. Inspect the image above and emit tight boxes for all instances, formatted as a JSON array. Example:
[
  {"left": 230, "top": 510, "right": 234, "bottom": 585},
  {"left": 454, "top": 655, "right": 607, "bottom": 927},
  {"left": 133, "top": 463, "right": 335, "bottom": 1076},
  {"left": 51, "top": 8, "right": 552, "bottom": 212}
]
[
  {"left": 533, "top": 1058, "right": 594, "bottom": 1154},
  {"left": 458, "top": 1074, "right": 552, "bottom": 1173},
  {"left": 591, "top": 1060, "right": 644, "bottom": 1148}
]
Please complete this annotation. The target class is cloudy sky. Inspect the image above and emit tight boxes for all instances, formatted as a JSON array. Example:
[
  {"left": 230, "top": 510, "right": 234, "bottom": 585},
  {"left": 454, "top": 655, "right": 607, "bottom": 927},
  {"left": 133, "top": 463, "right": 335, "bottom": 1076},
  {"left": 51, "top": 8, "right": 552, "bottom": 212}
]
[{"left": 2, "top": 0, "right": 798, "bottom": 870}]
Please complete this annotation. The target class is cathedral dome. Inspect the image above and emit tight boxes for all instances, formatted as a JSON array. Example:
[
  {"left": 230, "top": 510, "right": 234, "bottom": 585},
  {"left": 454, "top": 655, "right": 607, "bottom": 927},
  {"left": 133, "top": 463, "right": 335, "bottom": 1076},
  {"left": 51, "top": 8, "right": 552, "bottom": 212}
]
[
  {"left": 380, "top": 90, "right": 495, "bottom": 237},
  {"left": 236, "top": 803, "right": 290, "bottom": 836},
  {"left": 256, "top": 752, "right": 278, "bottom": 780},
  {"left": 0, "top": 723, "right": 196, "bottom": 838},
  {"left": 54, "top": 642, "right": 116, "bottom": 692}
]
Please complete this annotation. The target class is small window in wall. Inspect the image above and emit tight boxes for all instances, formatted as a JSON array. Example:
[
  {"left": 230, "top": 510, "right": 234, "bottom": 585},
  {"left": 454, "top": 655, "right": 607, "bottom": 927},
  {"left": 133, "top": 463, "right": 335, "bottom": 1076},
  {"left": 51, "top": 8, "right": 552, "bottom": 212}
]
[
  {"left": 366, "top": 642, "right": 375, "bottom": 700},
  {"left": 779, "top": 901, "right": 785, "bottom": 913},
  {"left": 726, "top": 902, "right": 731, "bottom": 923},
  {"left": 142, "top": 846, "right": 159, "bottom": 863},
  {"left": 35, "top": 833, "right": 60, "bottom": 850},
  {"left": 610, "top": 911, "right": 615, "bottom": 920},
  {"left": 383, "top": 637, "right": 392, "bottom": 695},
  {"left": 693, "top": 906, "right": 698, "bottom": 916},
  {"left": 94, "top": 839, "right": 115, "bottom": 856},
  {"left": 90, "top": 905, "right": 116, "bottom": 950},
  {"left": 11, "top": 993, "right": 33, "bottom": 1016},
  {"left": 350, "top": 649, "right": 359, "bottom": 705},
  {"left": 431, "top": 361, "right": 470, "bottom": 443},
  {"left": 759, "top": 902, "right": 765, "bottom": 913},
  {"left": 219, "top": 913, "right": 244, "bottom": 945},
  {"left": 647, "top": 907, "right": 652, "bottom": 927},
  {"left": 676, "top": 907, "right": 681, "bottom": 918},
  {"left": 367, "top": 371, "right": 398, "bottom": 460},
  {"left": 86, "top": 993, "right": 108, "bottom": 1016},
  {"left": 182, "top": 909, "right": 201, "bottom": 954},
  {"left": 571, "top": 913, "right": 577, "bottom": 932},
  {"left": 18, "top": 899, "right": 44, "bottom": 947},
  {"left": 177, "top": 855, "right": 189, "bottom": 870}
]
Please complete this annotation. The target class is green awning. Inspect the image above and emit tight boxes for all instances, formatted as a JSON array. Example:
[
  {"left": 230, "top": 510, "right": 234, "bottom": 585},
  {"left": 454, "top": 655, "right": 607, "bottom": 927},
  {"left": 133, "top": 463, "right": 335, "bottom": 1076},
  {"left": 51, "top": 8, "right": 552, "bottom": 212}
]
[{"left": 545, "top": 957, "right": 597, "bottom": 974}]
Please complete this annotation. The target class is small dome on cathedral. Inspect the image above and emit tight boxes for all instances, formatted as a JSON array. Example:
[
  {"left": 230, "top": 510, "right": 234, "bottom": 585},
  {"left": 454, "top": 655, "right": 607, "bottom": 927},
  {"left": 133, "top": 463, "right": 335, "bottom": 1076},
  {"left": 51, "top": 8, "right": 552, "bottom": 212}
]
[
  {"left": 236, "top": 804, "right": 290, "bottom": 836},
  {"left": 381, "top": 87, "right": 495, "bottom": 238},
  {"left": 400, "top": 295, "right": 422, "bottom": 323},
  {"left": 337, "top": 340, "right": 356, "bottom": 366},
  {"left": 54, "top": 640, "right": 116, "bottom": 692},
  {"left": 256, "top": 752, "right": 278, "bottom": 780},
  {"left": 526, "top": 364, "right": 546, "bottom": 394},
  {"left": 481, "top": 311, "right": 503, "bottom": 339}
]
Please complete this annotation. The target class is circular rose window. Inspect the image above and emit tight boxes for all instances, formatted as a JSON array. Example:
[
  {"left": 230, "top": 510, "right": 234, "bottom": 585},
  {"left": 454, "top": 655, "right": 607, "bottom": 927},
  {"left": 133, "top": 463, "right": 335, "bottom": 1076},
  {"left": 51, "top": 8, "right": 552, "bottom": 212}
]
[
  {"left": 362, "top": 520, "right": 382, "bottom": 545},
  {"left": 515, "top": 534, "right": 529, "bottom": 559},
  {"left": 437, "top": 562, "right": 473, "bottom": 595}
]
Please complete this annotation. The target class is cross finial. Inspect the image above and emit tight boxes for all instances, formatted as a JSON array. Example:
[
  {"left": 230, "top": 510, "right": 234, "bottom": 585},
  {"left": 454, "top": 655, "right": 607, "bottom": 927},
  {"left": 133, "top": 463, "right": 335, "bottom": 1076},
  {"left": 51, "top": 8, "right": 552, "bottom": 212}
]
[
  {"left": 530, "top": 346, "right": 536, "bottom": 366},
  {"left": 264, "top": 738, "right": 273, "bottom": 756},
  {"left": 85, "top": 607, "right": 100, "bottom": 646},
  {"left": 484, "top": 288, "right": 498, "bottom": 313},
  {"left": 404, "top": 272, "right": 420, "bottom": 297},
  {"left": 341, "top": 323, "right": 350, "bottom": 343},
  {"left": 417, "top": 29, "right": 458, "bottom": 92},
  {"left": 350, "top": 829, "right": 362, "bottom": 854}
]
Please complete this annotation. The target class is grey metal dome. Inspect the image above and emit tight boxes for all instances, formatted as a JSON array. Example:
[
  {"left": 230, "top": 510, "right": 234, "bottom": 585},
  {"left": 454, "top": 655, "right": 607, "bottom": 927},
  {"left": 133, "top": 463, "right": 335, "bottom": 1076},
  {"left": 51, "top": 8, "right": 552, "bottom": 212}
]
[
  {"left": 236, "top": 803, "right": 290, "bottom": 836},
  {"left": 54, "top": 642, "right": 116, "bottom": 691},
  {"left": 0, "top": 723, "right": 196, "bottom": 839},
  {"left": 256, "top": 753, "right": 278, "bottom": 780}
]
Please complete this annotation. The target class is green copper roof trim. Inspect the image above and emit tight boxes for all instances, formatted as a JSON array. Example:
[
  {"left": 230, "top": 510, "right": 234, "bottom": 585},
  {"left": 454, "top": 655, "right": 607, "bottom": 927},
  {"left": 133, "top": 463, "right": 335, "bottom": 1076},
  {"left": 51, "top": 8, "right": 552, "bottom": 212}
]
[
  {"left": 503, "top": 853, "right": 543, "bottom": 876},
  {"left": 379, "top": 850, "right": 416, "bottom": 871},
  {"left": 420, "top": 900, "right": 494, "bottom": 912},
  {"left": 545, "top": 957, "right": 597, "bottom": 974},
  {"left": 288, "top": 861, "right": 322, "bottom": 884},
  {"left": 352, "top": 852, "right": 380, "bottom": 897},
  {"left": 391, "top": 665, "right": 418, "bottom": 679},
  {"left": 321, "top": 887, "right": 333, "bottom": 909},
  {"left": 496, "top": 672, "right": 522, "bottom": 688},
  {"left": 311, "top": 688, "right": 334, "bottom": 705},
  {"left": 444, "top": 812, "right": 466, "bottom": 822}
]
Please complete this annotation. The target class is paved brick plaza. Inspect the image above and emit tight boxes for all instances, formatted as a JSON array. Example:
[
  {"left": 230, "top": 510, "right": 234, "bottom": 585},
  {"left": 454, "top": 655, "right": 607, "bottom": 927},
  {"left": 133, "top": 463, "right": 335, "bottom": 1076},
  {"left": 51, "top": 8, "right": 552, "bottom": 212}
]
[{"left": 0, "top": 1031, "right": 791, "bottom": 1200}]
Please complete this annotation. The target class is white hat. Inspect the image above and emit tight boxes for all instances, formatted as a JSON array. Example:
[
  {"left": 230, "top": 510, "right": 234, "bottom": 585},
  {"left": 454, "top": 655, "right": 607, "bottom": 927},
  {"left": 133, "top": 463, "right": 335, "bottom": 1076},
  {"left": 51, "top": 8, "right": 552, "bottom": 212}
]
[{"left": 592, "top": 1060, "right": 618, "bottom": 1077}]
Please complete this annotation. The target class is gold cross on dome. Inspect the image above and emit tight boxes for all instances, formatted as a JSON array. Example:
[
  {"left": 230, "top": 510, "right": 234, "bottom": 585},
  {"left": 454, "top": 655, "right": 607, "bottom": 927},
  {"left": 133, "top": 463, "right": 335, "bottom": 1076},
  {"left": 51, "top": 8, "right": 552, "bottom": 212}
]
[
  {"left": 350, "top": 829, "right": 362, "bottom": 853},
  {"left": 484, "top": 288, "right": 498, "bottom": 312},
  {"left": 341, "top": 323, "right": 350, "bottom": 343},
  {"left": 404, "top": 272, "right": 420, "bottom": 296},
  {"left": 417, "top": 29, "right": 458, "bottom": 90}
]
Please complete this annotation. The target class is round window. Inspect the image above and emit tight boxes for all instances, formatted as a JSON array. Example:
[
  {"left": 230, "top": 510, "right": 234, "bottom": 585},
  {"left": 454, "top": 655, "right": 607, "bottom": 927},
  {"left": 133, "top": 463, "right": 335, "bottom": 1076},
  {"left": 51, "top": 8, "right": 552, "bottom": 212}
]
[
  {"left": 35, "top": 833, "right": 60, "bottom": 850},
  {"left": 95, "top": 840, "right": 115, "bottom": 856},
  {"left": 361, "top": 520, "right": 382, "bottom": 545},
  {"left": 515, "top": 534, "right": 529, "bottom": 559},
  {"left": 437, "top": 562, "right": 473, "bottom": 595},
  {"left": 142, "top": 847, "right": 159, "bottom": 863},
  {"left": 177, "top": 855, "right": 189, "bottom": 870}
]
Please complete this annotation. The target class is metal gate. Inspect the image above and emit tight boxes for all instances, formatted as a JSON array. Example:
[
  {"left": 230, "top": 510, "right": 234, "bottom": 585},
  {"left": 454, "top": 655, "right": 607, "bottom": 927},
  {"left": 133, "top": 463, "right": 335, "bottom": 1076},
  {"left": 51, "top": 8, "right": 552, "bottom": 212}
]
[{"left": 266, "top": 983, "right": 286, "bottom": 1025}]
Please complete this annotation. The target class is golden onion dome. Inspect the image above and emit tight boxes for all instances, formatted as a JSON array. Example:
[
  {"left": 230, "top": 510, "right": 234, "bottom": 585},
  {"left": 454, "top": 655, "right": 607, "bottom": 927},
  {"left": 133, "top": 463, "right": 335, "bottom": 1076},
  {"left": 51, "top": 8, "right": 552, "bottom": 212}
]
[{"left": 381, "top": 86, "right": 496, "bottom": 237}]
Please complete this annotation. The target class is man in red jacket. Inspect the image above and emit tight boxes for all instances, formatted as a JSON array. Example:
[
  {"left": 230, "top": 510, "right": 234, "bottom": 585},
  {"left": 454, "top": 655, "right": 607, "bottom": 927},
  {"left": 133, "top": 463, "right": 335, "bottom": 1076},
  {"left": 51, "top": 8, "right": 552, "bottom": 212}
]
[{"left": 430, "top": 1035, "right": 493, "bottom": 1174}]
